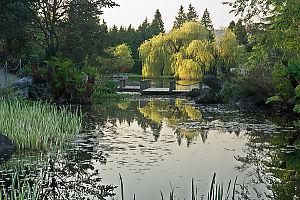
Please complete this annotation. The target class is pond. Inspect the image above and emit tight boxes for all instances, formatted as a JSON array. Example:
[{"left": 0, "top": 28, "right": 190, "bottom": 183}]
[{"left": 1, "top": 96, "right": 299, "bottom": 199}]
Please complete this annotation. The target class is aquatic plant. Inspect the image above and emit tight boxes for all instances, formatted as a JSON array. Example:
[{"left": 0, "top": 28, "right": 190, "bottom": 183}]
[
  {"left": 118, "top": 173, "right": 237, "bottom": 200},
  {"left": 0, "top": 99, "right": 81, "bottom": 151},
  {"left": 0, "top": 173, "right": 42, "bottom": 200}
]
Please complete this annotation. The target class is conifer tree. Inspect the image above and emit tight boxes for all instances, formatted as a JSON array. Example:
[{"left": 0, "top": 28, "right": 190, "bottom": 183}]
[
  {"left": 201, "top": 8, "right": 215, "bottom": 41},
  {"left": 186, "top": 4, "right": 198, "bottom": 22},
  {"left": 138, "top": 17, "right": 151, "bottom": 32},
  {"left": 233, "top": 19, "right": 248, "bottom": 45},
  {"left": 173, "top": 5, "right": 187, "bottom": 29},
  {"left": 151, "top": 9, "right": 165, "bottom": 35},
  {"left": 228, "top": 21, "right": 235, "bottom": 31}
]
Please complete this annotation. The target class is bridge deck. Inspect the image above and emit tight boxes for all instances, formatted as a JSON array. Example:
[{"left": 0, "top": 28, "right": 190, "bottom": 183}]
[
  {"left": 142, "top": 88, "right": 190, "bottom": 95},
  {"left": 119, "top": 86, "right": 191, "bottom": 95}
]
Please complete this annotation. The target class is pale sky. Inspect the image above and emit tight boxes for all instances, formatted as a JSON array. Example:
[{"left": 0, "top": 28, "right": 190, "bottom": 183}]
[{"left": 102, "top": 0, "right": 237, "bottom": 31}]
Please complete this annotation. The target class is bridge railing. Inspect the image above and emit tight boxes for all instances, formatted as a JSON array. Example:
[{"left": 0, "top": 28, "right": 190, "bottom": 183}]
[
  {"left": 118, "top": 78, "right": 203, "bottom": 93},
  {"left": 140, "top": 80, "right": 150, "bottom": 92},
  {"left": 0, "top": 60, "right": 23, "bottom": 86}
]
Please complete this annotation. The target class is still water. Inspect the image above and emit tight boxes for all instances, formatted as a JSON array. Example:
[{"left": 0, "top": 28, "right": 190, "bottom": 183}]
[{"left": 1, "top": 96, "right": 299, "bottom": 199}]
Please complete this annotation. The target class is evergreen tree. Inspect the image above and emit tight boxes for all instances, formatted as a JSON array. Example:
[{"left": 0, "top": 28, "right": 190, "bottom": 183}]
[
  {"left": 138, "top": 17, "right": 152, "bottom": 40},
  {"left": 186, "top": 4, "right": 198, "bottom": 22},
  {"left": 201, "top": 8, "right": 215, "bottom": 41},
  {"left": 233, "top": 19, "right": 248, "bottom": 45},
  {"left": 150, "top": 9, "right": 165, "bottom": 35},
  {"left": 60, "top": 0, "right": 109, "bottom": 65},
  {"left": 173, "top": 5, "right": 187, "bottom": 29},
  {"left": 228, "top": 20, "right": 235, "bottom": 31},
  {"left": 0, "top": 0, "right": 35, "bottom": 61}
]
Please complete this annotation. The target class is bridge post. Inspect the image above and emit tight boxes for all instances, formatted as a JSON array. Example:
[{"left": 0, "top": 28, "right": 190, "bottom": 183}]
[
  {"left": 19, "top": 59, "right": 22, "bottom": 78},
  {"left": 169, "top": 80, "right": 176, "bottom": 93},
  {"left": 140, "top": 81, "right": 145, "bottom": 92},
  {"left": 4, "top": 61, "right": 7, "bottom": 84},
  {"left": 145, "top": 80, "right": 150, "bottom": 89},
  {"left": 199, "top": 82, "right": 203, "bottom": 91},
  {"left": 119, "top": 79, "right": 125, "bottom": 90}
]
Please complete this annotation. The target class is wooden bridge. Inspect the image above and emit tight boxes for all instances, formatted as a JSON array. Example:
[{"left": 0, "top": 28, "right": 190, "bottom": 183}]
[{"left": 118, "top": 79, "right": 203, "bottom": 95}]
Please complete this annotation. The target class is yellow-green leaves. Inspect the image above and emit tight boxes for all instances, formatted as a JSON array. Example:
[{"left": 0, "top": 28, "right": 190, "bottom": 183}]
[
  {"left": 139, "top": 21, "right": 209, "bottom": 79},
  {"left": 98, "top": 43, "right": 134, "bottom": 73},
  {"left": 186, "top": 40, "right": 214, "bottom": 74},
  {"left": 139, "top": 22, "right": 243, "bottom": 79},
  {"left": 217, "top": 30, "right": 240, "bottom": 71}
]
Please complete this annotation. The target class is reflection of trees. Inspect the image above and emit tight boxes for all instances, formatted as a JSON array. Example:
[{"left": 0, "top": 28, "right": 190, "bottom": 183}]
[
  {"left": 82, "top": 98, "right": 207, "bottom": 145},
  {"left": 138, "top": 98, "right": 205, "bottom": 144},
  {"left": 0, "top": 134, "right": 114, "bottom": 199},
  {"left": 235, "top": 126, "right": 300, "bottom": 199}
]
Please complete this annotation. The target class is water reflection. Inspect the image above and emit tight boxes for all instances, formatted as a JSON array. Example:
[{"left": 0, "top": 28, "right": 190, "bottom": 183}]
[
  {"left": 1, "top": 96, "right": 299, "bottom": 199},
  {"left": 84, "top": 97, "right": 299, "bottom": 199}
]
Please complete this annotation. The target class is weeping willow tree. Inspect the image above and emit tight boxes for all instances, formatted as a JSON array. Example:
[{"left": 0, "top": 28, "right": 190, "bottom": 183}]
[
  {"left": 186, "top": 40, "right": 214, "bottom": 75},
  {"left": 139, "top": 21, "right": 243, "bottom": 79},
  {"left": 216, "top": 29, "right": 241, "bottom": 72},
  {"left": 139, "top": 21, "right": 209, "bottom": 79},
  {"left": 139, "top": 33, "right": 168, "bottom": 78}
]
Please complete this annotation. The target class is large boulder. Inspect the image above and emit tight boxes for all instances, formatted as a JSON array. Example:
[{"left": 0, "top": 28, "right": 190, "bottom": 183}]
[
  {"left": 203, "top": 77, "right": 225, "bottom": 92},
  {"left": 0, "top": 134, "right": 15, "bottom": 165},
  {"left": 10, "top": 77, "right": 33, "bottom": 90},
  {"left": 186, "top": 88, "right": 202, "bottom": 98},
  {"left": 195, "top": 87, "right": 219, "bottom": 104}
]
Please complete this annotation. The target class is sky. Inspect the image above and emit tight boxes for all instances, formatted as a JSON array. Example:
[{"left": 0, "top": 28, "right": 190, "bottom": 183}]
[{"left": 102, "top": 0, "right": 238, "bottom": 32}]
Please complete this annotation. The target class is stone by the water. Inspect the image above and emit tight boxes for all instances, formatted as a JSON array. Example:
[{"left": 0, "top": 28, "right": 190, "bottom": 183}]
[{"left": 0, "top": 134, "right": 15, "bottom": 165}]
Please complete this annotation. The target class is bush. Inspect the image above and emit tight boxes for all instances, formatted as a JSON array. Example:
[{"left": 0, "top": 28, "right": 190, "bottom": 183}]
[
  {"left": 33, "top": 56, "right": 95, "bottom": 103},
  {"left": 220, "top": 65, "right": 278, "bottom": 101}
]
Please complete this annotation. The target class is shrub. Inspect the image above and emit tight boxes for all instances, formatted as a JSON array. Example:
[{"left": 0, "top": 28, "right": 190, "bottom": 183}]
[{"left": 33, "top": 56, "right": 95, "bottom": 103}]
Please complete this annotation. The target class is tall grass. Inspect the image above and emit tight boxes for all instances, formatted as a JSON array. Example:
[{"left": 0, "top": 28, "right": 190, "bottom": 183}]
[
  {"left": 0, "top": 173, "right": 42, "bottom": 200},
  {"left": 118, "top": 173, "right": 237, "bottom": 200},
  {"left": 0, "top": 99, "right": 82, "bottom": 151}
]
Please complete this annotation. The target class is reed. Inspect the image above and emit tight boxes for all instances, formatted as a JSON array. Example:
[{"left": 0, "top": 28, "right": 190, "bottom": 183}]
[
  {"left": 0, "top": 99, "right": 82, "bottom": 151},
  {"left": 0, "top": 173, "right": 42, "bottom": 200},
  {"left": 119, "top": 174, "right": 237, "bottom": 200}
]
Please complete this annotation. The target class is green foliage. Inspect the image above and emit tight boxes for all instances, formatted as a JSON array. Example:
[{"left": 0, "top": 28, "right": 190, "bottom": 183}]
[
  {"left": 216, "top": 30, "right": 241, "bottom": 71},
  {"left": 139, "top": 21, "right": 244, "bottom": 79},
  {"left": 59, "top": 0, "right": 110, "bottom": 66},
  {"left": 228, "top": 21, "right": 235, "bottom": 31},
  {"left": 151, "top": 9, "right": 165, "bottom": 35},
  {"left": 225, "top": 0, "right": 299, "bottom": 112},
  {"left": 186, "top": 4, "right": 199, "bottom": 22},
  {"left": 221, "top": 65, "right": 277, "bottom": 101},
  {"left": 0, "top": 0, "right": 35, "bottom": 61},
  {"left": 139, "top": 21, "right": 211, "bottom": 79},
  {"left": 233, "top": 19, "right": 248, "bottom": 46},
  {"left": 201, "top": 8, "right": 215, "bottom": 41},
  {"left": 173, "top": 5, "right": 187, "bottom": 29},
  {"left": 0, "top": 99, "right": 81, "bottom": 151},
  {"left": 42, "top": 56, "right": 95, "bottom": 103},
  {"left": 266, "top": 96, "right": 280, "bottom": 104},
  {"left": 98, "top": 43, "right": 134, "bottom": 73}
]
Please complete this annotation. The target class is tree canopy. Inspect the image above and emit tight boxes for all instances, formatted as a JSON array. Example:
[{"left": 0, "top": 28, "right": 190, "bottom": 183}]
[
  {"left": 201, "top": 8, "right": 215, "bottom": 41},
  {"left": 151, "top": 9, "right": 165, "bottom": 35},
  {"left": 98, "top": 43, "right": 134, "bottom": 73},
  {"left": 187, "top": 4, "right": 199, "bottom": 22},
  {"left": 139, "top": 20, "right": 244, "bottom": 79},
  {"left": 173, "top": 5, "right": 187, "bottom": 29}
]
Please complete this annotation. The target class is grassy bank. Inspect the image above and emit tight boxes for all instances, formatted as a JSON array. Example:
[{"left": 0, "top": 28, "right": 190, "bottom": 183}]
[{"left": 0, "top": 99, "right": 81, "bottom": 151}]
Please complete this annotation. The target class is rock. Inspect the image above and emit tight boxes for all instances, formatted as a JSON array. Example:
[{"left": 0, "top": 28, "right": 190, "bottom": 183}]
[
  {"left": 186, "top": 88, "right": 202, "bottom": 98},
  {"left": 229, "top": 96, "right": 266, "bottom": 107},
  {"left": 195, "top": 87, "right": 219, "bottom": 104},
  {"left": 203, "top": 77, "right": 225, "bottom": 92},
  {"left": 10, "top": 77, "right": 33, "bottom": 90},
  {"left": 0, "top": 134, "right": 15, "bottom": 165}
]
